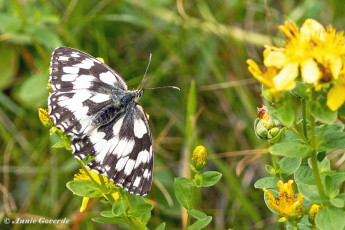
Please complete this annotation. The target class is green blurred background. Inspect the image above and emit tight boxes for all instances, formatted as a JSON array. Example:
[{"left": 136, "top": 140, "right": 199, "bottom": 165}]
[{"left": 0, "top": 0, "right": 344, "bottom": 229}]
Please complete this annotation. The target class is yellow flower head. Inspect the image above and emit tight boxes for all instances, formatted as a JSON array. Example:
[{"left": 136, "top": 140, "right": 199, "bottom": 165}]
[
  {"left": 192, "top": 145, "right": 208, "bottom": 171},
  {"left": 263, "top": 180, "right": 305, "bottom": 220},
  {"left": 308, "top": 204, "right": 322, "bottom": 223},
  {"left": 252, "top": 18, "right": 345, "bottom": 95}
]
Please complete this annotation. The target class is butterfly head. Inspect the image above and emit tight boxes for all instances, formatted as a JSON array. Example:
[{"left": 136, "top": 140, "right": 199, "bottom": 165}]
[{"left": 134, "top": 89, "right": 144, "bottom": 101}]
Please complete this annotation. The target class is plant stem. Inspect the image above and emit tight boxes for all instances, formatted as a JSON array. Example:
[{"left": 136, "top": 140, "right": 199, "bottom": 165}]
[
  {"left": 271, "top": 154, "right": 281, "bottom": 178},
  {"left": 309, "top": 116, "right": 326, "bottom": 199},
  {"left": 301, "top": 98, "right": 308, "bottom": 139},
  {"left": 77, "top": 160, "right": 99, "bottom": 186}
]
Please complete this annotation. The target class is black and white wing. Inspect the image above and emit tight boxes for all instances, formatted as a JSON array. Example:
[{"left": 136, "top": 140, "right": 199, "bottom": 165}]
[
  {"left": 72, "top": 104, "right": 153, "bottom": 196},
  {"left": 48, "top": 47, "right": 153, "bottom": 196},
  {"left": 48, "top": 47, "right": 128, "bottom": 138}
]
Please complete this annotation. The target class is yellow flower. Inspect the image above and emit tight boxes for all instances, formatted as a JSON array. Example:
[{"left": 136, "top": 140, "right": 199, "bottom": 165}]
[
  {"left": 74, "top": 168, "right": 120, "bottom": 212},
  {"left": 308, "top": 204, "right": 322, "bottom": 223},
  {"left": 264, "top": 20, "right": 324, "bottom": 89},
  {"left": 38, "top": 108, "right": 53, "bottom": 128},
  {"left": 250, "top": 18, "right": 345, "bottom": 97},
  {"left": 263, "top": 180, "right": 305, "bottom": 220},
  {"left": 192, "top": 146, "right": 208, "bottom": 171}
]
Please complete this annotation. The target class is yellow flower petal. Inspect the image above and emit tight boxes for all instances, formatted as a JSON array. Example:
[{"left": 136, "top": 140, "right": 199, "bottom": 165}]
[
  {"left": 301, "top": 59, "right": 320, "bottom": 84},
  {"left": 330, "top": 57, "right": 342, "bottom": 79},
  {"left": 273, "top": 63, "right": 299, "bottom": 90},
  {"left": 279, "top": 20, "right": 299, "bottom": 39},
  {"left": 264, "top": 49, "right": 287, "bottom": 68},
  {"left": 327, "top": 84, "right": 345, "bottom": 111},
  {"left": 247, "top": 59, "right": 272, "bottom": 87},
  {"left": 80, "top": 197, "right": 89, "bottom": 212},
  {"left": 301, "top": 19, "right": 326, "bottom": 41}
]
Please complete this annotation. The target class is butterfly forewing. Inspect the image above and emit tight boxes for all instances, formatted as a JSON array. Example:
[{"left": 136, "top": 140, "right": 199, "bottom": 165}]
[{"left": 48, "top": 47, "right": 153, "bottom": 196}]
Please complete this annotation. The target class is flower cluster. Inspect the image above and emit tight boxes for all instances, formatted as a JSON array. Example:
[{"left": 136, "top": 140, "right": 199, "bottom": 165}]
[
  {"left": 263, "top": 180, "right": 305, "bottom": 221},
  {"left": 248, "top": 19, "right": 345, "bottom": 110}
]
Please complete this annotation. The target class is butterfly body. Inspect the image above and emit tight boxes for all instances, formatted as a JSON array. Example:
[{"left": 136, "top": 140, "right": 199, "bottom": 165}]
[{"left": 48, "top": 47, "right": 153, "bottom": 196}]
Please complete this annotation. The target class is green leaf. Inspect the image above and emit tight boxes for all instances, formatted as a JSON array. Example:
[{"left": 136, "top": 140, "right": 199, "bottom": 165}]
[
  {"left": 112, "top": 199, "right": 128, "bottom": 216},
  {"left": 330, "top": 197, "right": 344, "bottom": 208},
  {"left": 200, "top": 171, "right": 222, "bottom": 187},
  {"left": 294, "top": 165, "right": 314, "bottom": 185},
  {"left": 309, "top": 98, "right": 337, "bottom": 124},
  {"left": 324, "top": 176, "right": 335, "bottom": 197},
  {"left": 52, "top": 141, "right": 65, "bottom": 148},
  {"left": 269, "top": 142, "right": 310, "bottom": 158},
  {"left": 174, "top": 177, "right": 194, "bottom": 210},
  {"left": 26, "top": 25, "right": 62, "bottom": 50},
  {"left": 186, "top": 80, "right": 197, "bottom": 154},
  {"left": 330, "top": 172, "right": 345, "bottom": 184},
  {"left": 155, "top": 222, "right": 166, "bottom": 230},
  {"left": 275, "top": 102, "right": 295, "bottom": 127},
  {"left": 318, "top": 126, "right": 345, "bottom": 151},
  {"left": 0, "top": 13, "right": 22, "bottom": 33},
  {"left": 188, "top": 216, "right": 212, "bottom": 230},
  {"left": 187, "top": 209, "right": 207, "bottom": 220},
  {"left": 315, "top": 207, "right": 345, "bottom": 230},
  {"left": 297, "top": 183, "right": 325, "bottom": 203},
  {"left": 66, "top": 180, "right": 103, "bottom": 198},
  {"left": 291, "top": 81, "right": 309, "bottom": 99},
  {"left": 92, "top": 217, "right": 124, "bottom": 224},
  {"left": 127, "top": 203, "right": 154, "bottom": 217},
  {"left": 19, "top": 73, "right": 49, "bottom": 108},
  {"left": 254, "top": 177, "right": 279, "bottom": 189},
  {"left": 265, "top": 165, "right": 276, "bottom": 175},
  {"left": 100, "top": 210, "right": 116, "bottom": 218},
  {"left": 278, "top": 157, "right": 301, "bottom": 176}
]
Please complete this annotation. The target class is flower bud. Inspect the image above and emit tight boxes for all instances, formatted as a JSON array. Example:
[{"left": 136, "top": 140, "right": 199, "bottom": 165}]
[
  {"left": 192, "top": 146, "right": 208, "bottom": 171},
  {"left": 255, "top": 105, "right": 280, "bottom": 140},
  {"left": 308, "top": 204, "right": 322, "bottom": 223}
]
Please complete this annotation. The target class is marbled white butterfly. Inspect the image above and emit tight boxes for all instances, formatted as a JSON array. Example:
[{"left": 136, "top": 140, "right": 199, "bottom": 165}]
[{"left": 48, "top": 47, "right": 153, "bottom": 196}]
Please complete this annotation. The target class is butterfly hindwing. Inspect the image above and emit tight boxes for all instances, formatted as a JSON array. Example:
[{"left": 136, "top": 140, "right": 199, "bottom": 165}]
[
  {"left": 48, "top": 47, "right": 154, "bottom": 196},
  {"left": 71, "top": 104, "right": 153, "bottom": 196}
]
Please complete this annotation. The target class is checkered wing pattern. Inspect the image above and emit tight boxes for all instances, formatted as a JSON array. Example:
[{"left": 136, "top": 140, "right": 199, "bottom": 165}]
[{"left": 48, "top": 47, "right": 153, "bottom": 196}]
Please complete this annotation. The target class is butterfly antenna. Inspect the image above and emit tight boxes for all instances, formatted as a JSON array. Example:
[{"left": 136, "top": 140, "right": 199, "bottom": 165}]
[
  {"left": 144, "top": 86, "right": 180, "bottom": 91},
  {"left": 138, "top": 53, "right": 152, "bottom": 91}
]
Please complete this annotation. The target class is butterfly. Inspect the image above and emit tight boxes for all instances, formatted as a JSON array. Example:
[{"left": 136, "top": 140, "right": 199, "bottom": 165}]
[{"left": 48, "top": 47, "right": 153, "bottom": 196}]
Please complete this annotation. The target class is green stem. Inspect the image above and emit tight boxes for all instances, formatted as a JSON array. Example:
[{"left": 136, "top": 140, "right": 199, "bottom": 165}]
[
  {"left": 309, "top": 116, "right": 326, "bottom": 199},
  {"left": 271, "top": 155, "right": 281, "bottom": 178},
  {"left": 302, "top": 98, "right": 308, "bottom": 140},
  {"left": 77, "top": 160, "right": 100, "bottom": 186}
]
